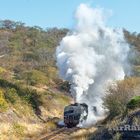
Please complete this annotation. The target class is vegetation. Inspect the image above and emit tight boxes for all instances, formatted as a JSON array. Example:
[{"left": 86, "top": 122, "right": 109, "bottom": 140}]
[
  {"left": 0, "top": 20, "right": 71, "bottom": 139},
  {"left": 12, "top": 123, "right": 25, "bottom": 137},
  {"left": 127, "top": 96, "right": 140, "bottom": 109},
  {"left": 104, "top": 77, "right": 140, "bottom": 119},
  {"left": 0, "top": 19, "right": 140, "bottom": 139},
  {"left": 0, "top": 89, "right": 8, "bottom": 111},
  {"left": 124, "top": 29, "right": 140, "bottom": 52},
  {"left": 102, "top": 30, "right": 140, "bottom": 119}
]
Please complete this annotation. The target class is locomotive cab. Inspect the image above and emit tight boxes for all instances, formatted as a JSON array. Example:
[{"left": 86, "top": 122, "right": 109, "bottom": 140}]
[{"left": 64, "top": 103, "right": 88, "bottom": 128}]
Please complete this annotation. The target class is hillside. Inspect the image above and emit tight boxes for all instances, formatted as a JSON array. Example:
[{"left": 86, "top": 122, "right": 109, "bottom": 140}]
[
  {"left": 0, "top": 20, "right": 140, "bottom": 140},
  {"left": 0, "top": 20, "right": 71, "bottom": 139}
]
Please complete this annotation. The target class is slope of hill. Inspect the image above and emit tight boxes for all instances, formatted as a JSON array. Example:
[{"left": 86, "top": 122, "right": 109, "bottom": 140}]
[
  {"left": 0, "top": 20, "right": 140, "bottom": 140},
  {"left": 0, "top": 20, "right": 71, "bottom": 139}
]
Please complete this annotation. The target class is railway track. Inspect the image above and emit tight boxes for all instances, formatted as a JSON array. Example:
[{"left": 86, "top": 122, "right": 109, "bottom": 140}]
[{"left": 36, "top": 127, "right": 80, "bottom": 140}]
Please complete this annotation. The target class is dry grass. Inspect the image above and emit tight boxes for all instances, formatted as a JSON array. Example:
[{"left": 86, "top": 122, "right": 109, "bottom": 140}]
[
  {"left": 0, "top": 121, "right": 47, "bottom": 140},
  {"left": 0, "top": 88, "right": 70, "bottom": 140},
  {"left": 70, "top": 127, "right": 97, "bottom": 140}
]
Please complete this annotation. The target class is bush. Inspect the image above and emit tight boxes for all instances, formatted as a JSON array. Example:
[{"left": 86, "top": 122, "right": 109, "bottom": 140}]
[
  {"left": 5, "top": 88, "right": 18, "bottom": 104},
  {"left": 12, "top": 123, "right": 25, "bottom": 137},
  {"left": 24, "top": 70, "right": 49, "bottom": 86},
  {"left": 127, "top": 96, "right": 140, "bottom": 109},
  {"left": 104, "top": 78, "right": 140, "bottom": 119},
  {"left": 22, "top": 51, "right": 39, "bottom": 62},
  {"left": 0, "top": 90, "right": 8, "bottom": 111}
]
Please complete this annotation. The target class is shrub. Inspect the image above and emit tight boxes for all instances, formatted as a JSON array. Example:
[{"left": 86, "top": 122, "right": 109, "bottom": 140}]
[
  {"left": 22, "top": 51, "right": 39, "bottom": 62},
  {"left": 23, "top": 88, "right": 42, "bottom": 115},
  {"left": 5, "top": 88, "right": 18, "bottom": 104},
  {"left": 104, "top": 77, "right": 140, "bottom": 119},
  {"left": 24, "top": 70, "right": 49, "bottom": 86},
  {"left": 0, "top": 90, "right": 8, "bottom": 111},
  {"left": 127, "top": 96, "right": 140, "bottom": 109}
]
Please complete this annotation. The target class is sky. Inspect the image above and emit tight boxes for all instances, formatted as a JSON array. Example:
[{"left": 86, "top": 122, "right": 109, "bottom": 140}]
[{"left": 0, "top": 0, "right": 139, "bottom": 32}]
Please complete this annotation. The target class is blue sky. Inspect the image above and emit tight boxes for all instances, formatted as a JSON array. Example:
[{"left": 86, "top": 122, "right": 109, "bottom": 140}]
[{"left": 0, "top": 0, "right": 139, "bottom": 32}]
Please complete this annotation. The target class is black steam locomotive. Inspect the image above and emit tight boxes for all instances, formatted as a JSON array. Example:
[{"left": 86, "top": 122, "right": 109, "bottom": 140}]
[{"left": 64, "top": 103, "right": 88, "bottom": 128}]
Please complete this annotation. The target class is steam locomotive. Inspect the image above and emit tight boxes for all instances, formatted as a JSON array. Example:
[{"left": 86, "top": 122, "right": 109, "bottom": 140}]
[{"left": 64, "top": 103, "right": 88, "bottom": 128}]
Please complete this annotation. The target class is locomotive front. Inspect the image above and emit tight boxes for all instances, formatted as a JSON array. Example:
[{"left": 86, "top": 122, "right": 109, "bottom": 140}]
[{"left": 64, "top": 103, "right": 88, "bottom": 128}]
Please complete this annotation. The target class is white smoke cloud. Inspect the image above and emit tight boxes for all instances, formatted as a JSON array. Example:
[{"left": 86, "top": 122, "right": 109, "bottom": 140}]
[{"left": 56, "top": 4, "right": 130, "bottom": 126}]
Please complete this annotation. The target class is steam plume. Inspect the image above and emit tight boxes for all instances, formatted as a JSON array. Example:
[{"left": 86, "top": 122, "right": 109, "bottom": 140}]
[{"left": 56, "top": 4, "right": 130, "bottom": 126}]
